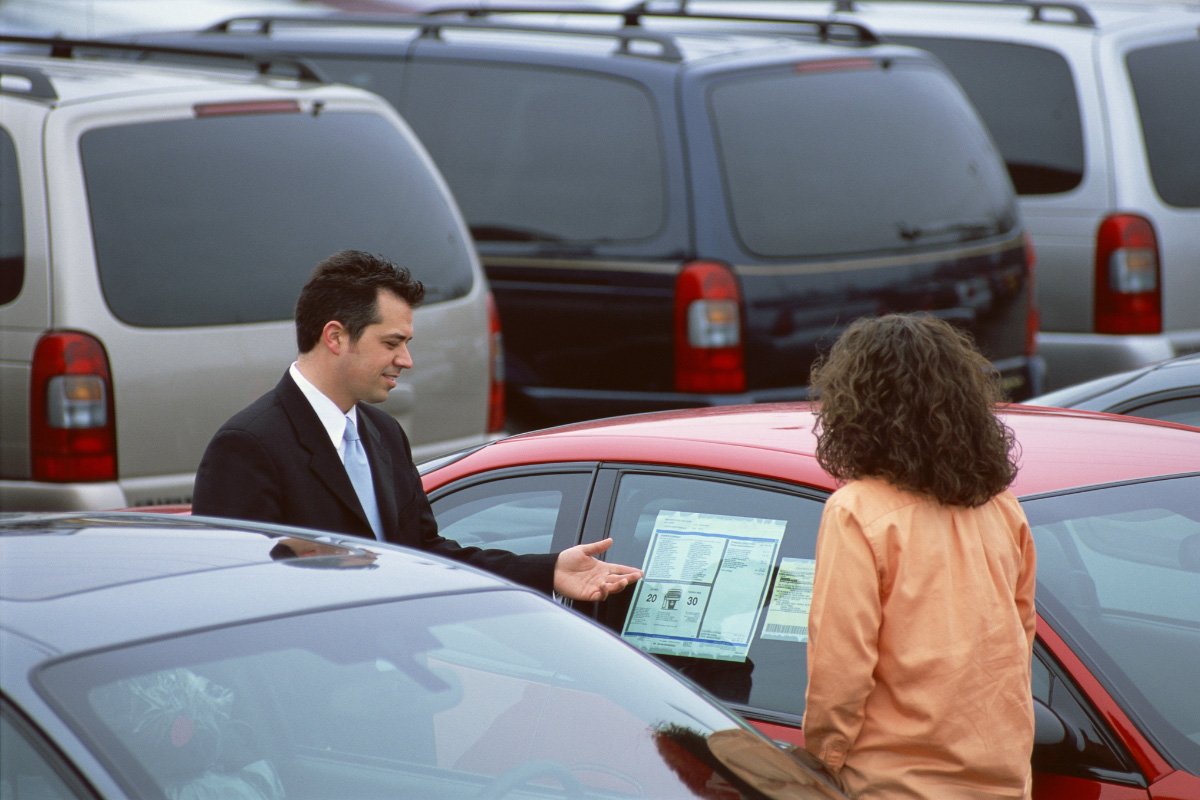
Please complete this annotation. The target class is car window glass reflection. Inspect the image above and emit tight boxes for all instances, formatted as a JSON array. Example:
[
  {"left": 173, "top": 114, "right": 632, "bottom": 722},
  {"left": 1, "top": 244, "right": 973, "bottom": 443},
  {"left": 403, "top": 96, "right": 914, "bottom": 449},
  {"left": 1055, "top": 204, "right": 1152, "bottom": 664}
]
[
  {"left": 1025, "top": 475, "right": 1200, "bottom": 774},
  {"left": 1122, "top": 395, "right": 1200, "bottom": 427},
  {"left": 432, "top": 472, "right": 592, "bottom": 555},
  {"left": 42, "top": 592, "right": 811, "bottom": 799},
  {"left": 598, "top": 472, "right": 826, "bottom": 722},
  {"left": 0, "top": 713, "right": 83, "bottom": 800}
]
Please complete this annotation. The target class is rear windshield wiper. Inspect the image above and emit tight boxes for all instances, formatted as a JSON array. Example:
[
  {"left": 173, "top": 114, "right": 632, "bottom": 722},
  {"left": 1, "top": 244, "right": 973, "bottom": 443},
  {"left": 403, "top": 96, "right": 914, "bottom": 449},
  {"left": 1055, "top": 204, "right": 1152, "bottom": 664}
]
[
  {"left": 469, "top": 224, "right": 565, "bottom": 243},
  {"left": 897, "top": 219, "right": 1000, "bottom": 243}
]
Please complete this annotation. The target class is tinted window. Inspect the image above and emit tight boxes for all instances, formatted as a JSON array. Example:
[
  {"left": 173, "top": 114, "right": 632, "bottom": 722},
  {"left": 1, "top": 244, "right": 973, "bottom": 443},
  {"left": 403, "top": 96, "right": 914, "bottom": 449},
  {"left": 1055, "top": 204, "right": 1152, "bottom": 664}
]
[
  {"left": 893, "top": 37, "right": 1084, "bottom": 196},
  {"left": 81, "top": 111, "right": 473, "bottom": 327},
  {"left": 38, "top": 592, "right": 790, "bottom": 800},
  {"left": 1121, "top": 394, "right": 1200, "bottom": 427},
  {"left": 399, "top": 62, "right": 665, "bottom": 243},
  {"left": 1025, "top": 475, "right": 1200, "bottom": 773},
  {"left": 1031, "top": 649, "right": 1132, "bottom": 778},
  {"left": 0, "top": 127, "right": 23, "bottom": 304},
  {"left": 596, "top": 471, "right": 827, "bottom": 723},
  {"left": 431, "top": 471, "right": 592, "bottom": 554},
  {"left": 710, "top": 58, "right": 1016, "bottom": 258},
  {"left": 0, "top": 711, "right": 86, "bottom": 799},
  {"left": 1128, "top": 39, "right": 1200, "bottom": 208}
]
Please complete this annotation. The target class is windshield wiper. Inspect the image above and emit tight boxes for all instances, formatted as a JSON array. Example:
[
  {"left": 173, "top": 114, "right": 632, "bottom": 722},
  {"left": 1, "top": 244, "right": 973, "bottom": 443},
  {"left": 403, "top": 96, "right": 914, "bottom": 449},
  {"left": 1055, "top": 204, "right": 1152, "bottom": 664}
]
[
  {"left": 897, "top": 219, "right": 999, "bottom": 243},
  {"left": 469, "top": 223, "right": 565, "bottom": 243}
]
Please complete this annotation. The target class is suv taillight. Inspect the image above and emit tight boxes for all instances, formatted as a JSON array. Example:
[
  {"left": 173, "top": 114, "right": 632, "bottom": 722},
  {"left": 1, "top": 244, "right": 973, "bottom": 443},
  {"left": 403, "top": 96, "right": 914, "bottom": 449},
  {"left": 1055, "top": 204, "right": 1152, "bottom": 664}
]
[
  {"left": 674, "top": 261, "right": 745, "bottom": 393},
  {"left": 486, "top": 292, "right": 506, "bottom": 434},
  {"left": 1094, "top": 214, "right": 1161, "bottom": 335},
  {"left": 1024, "top": 232, "right": 1040, "bottom": 357},
  {"left": 30, "top": 332, "right": 117, "bottom": 482}
]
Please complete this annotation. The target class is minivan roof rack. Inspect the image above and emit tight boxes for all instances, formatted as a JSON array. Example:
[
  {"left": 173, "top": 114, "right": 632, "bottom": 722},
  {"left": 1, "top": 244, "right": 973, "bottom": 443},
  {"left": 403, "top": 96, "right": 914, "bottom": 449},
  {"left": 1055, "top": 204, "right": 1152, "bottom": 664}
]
[
  {"left": 0, "top": 34, "right": 330, "bottom": 82},
  {"left": 0, "top": 62, "right": 58, "bottom": 100},
  {"left": 828, "top": 0, "right": 1096, "bottom": 27},
  {"left": 424, "top": 3, "right": 881, "bottom": 44},
  {"left": 208, "top": 14, "right": 690, "bottom": 61}
]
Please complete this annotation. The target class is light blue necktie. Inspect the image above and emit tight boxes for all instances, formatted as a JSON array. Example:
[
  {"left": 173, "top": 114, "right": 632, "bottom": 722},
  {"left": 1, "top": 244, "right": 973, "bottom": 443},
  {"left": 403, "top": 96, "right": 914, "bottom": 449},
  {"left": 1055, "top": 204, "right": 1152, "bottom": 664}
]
[{"left": 343, "top": 415, "right": 383, "bottom": 540}]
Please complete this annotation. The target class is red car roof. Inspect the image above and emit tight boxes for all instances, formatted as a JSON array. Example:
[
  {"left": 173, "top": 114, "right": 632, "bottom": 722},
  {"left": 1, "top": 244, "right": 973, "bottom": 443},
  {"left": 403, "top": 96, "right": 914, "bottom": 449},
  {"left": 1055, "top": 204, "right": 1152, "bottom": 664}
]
[{"left": 425, "top": 403, "right": 1200, "bottom": 497}]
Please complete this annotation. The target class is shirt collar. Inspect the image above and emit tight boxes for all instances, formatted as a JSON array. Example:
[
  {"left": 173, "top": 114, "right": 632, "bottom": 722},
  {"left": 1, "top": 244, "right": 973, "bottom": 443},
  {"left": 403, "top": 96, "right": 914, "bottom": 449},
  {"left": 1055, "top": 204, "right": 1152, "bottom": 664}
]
[{"left": 289, "top": 362, "right": 357, "bottom": 453}]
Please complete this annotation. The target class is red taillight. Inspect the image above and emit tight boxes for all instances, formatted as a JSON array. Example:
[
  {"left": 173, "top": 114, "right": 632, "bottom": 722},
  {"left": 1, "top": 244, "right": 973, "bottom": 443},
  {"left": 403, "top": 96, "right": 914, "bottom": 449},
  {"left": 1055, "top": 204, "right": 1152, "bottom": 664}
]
[
  {"left": 1023, "top": 232, "right": 1040, "bottom": 357},
  {"left": 673, "top": 261, "right": 745, "bottom": 394},
  {"left": 30, "top": 332, "right": 117, "bottom": 482},
  {"left": 486, "top": 292, "right": 506, "bottom": 434},
  {"left": 1094, "top": 214, "right": 1161, "bottom": 335}
]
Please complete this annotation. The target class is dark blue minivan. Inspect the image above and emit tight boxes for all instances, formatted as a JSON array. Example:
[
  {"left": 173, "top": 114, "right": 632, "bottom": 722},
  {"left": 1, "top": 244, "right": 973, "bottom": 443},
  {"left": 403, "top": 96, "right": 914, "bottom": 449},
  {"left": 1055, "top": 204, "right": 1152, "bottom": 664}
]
[{"left": 128, "top": 9, "right": 1043, "bottom": 428}]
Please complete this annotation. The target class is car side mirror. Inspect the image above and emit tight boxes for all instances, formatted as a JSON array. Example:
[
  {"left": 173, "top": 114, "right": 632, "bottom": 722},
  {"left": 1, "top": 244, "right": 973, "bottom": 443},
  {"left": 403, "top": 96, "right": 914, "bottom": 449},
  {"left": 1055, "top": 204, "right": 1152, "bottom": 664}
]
[{"left": 1032, "top": 697, "right": 1086, "bottom": 770}]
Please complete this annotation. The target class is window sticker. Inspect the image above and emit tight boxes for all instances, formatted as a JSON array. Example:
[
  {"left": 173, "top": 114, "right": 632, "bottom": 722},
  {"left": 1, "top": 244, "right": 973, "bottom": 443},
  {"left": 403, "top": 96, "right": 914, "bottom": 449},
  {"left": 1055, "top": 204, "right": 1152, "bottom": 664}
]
[
  {"left": 621, "top": 510, "right": 785, "bottom": 662},
  {"left": 761, "top": 558, "right": 815, "bottom": 643}
]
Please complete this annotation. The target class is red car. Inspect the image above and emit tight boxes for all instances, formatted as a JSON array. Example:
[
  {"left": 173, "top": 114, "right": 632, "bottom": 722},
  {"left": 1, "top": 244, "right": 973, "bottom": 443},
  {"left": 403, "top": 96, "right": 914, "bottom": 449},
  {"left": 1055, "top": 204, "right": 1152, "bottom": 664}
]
[{"left": 421, "top": 403, "right": 1200, "bottom": 799}]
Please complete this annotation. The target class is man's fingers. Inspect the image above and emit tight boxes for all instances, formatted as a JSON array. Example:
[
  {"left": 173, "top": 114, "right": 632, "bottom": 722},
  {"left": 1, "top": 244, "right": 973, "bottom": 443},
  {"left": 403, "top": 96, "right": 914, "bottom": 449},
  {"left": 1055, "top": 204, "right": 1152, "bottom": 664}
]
[{"left": 580, "top": 537, "right": 614, "bottom": 557}]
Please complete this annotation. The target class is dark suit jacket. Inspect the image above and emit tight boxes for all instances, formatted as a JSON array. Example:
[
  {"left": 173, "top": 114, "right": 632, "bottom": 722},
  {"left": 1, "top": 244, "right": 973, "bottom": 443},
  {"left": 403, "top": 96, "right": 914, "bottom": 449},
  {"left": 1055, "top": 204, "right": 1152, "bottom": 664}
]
[{"left": 193, "top": 372, "right": 556, "bottom": 593}]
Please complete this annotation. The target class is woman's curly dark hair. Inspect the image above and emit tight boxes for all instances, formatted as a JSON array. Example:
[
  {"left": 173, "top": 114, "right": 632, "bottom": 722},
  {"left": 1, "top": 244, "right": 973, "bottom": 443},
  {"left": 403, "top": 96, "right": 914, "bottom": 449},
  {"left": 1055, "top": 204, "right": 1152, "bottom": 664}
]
[{"left": 810, "top": 314, "right": 1018, "bottom": 507}]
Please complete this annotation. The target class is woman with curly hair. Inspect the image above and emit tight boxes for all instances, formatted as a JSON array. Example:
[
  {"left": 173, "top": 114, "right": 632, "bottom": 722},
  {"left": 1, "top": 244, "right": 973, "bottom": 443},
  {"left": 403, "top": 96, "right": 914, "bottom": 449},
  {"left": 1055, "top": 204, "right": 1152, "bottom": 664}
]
[{"left": 802, "top": 314, "right": 1036, "bottom": 799}]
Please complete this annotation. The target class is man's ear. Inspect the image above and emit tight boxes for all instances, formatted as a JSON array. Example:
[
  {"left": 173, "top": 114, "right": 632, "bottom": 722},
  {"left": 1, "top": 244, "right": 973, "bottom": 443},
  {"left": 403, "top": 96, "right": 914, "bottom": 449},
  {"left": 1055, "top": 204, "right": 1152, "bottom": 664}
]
[{"left": 322, "top": 321, "right": 348, "bottom": 355}]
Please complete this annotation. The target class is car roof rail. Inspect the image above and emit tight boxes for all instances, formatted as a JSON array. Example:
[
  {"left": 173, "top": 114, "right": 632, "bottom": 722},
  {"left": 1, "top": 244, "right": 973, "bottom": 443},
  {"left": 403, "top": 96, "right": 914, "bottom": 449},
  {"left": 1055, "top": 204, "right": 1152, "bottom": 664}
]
[
  {"left": 207, "top": 13, "right": 422, "bottom": 34},
  {"left": 0, "top": 62, "right": 58, "bottom": 100},
  {"left": 0, "top": 34, "right": 330, "bottom": 82},
  {"left": 208, "top": 14, "right": 689, "bottom": 61},
  {"left": 830, "top": 0, "right": 1096, "bottom": 27},
  {"left": 425, "top": 3, "right": 881, "bottom": 45}
]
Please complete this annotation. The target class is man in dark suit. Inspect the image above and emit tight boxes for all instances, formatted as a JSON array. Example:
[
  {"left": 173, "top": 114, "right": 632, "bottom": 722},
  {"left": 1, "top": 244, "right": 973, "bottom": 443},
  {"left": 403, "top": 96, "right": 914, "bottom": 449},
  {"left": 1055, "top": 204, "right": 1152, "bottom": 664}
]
[{"left": 193, "top": 250, "right": 642, "bottom": 601}]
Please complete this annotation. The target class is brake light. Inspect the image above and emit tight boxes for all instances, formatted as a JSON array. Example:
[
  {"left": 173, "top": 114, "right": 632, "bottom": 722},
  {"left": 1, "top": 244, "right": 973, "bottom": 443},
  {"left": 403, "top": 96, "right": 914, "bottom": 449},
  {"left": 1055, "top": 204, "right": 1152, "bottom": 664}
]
[
  {"left": 30, "top": 331, "right": 117, "bottom": 482},
  {"left": 1094, "top": 214, "right": 1161, "bottom": 335},
  {"left": 794, "top": 58, "right": 877, "bottom": 74},
  {"left": 1023, "top": 232, "right": 1039, "bottom": 356},
  {"left": 674, "top": 261, "right": 745, "bottom": 393},
  {"left": 193, "top": 100, "right": 301, "bottom": 117},
  {"left": 486, "top": 292, "right": 506, "bottom": 434}
]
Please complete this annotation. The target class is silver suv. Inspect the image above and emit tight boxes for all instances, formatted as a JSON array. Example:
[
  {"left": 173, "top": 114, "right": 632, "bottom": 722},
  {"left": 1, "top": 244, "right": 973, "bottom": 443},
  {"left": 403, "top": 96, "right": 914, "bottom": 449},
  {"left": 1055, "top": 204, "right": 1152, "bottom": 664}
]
[
  {"left": 0, "top": 39, "right": 502, "bottom": 511},
  {"left": 684, "top": 0, "right": 1200, "bottom": 389}
]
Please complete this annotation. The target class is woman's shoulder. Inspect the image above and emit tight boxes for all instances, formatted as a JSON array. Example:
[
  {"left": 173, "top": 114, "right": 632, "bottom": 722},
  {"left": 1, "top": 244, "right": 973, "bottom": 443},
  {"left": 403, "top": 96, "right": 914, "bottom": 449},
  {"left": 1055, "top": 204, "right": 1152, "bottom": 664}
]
[{"left": 828, "top": 478, "right": 928, "bottom": 521}]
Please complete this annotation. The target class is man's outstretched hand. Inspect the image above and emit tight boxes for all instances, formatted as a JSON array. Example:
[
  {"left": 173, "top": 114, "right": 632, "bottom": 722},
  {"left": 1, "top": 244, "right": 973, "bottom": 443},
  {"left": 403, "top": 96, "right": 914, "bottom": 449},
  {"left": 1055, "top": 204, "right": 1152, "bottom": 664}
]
[{"left": 553, "top": 538, "right": 643, "bottom": 602}]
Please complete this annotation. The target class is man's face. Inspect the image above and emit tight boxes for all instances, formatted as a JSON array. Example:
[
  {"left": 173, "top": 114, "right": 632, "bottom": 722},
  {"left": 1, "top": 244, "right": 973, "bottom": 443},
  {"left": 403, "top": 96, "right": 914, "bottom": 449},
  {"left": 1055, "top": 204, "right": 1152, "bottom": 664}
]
[{"left": 339, "top": 289, "right": 414, "bottom": 407}]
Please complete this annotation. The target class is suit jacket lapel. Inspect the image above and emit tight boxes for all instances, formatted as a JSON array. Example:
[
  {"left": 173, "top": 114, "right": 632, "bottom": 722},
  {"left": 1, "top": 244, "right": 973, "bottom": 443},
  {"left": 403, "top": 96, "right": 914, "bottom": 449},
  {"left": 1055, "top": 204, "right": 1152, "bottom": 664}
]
[{"left": 276, "top": 373, "right": 370, "bottom": 529}]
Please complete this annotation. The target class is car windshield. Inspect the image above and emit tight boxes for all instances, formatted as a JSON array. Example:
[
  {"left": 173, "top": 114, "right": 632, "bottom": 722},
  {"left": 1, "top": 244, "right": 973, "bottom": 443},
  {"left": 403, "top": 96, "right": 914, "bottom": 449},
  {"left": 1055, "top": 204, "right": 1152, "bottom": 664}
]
[
  {"left": 1023, "top": 474, "right": 1200, "bottom": 774},
  {"left": 37, "top": 589, "right": 843, "bottom": 799}
]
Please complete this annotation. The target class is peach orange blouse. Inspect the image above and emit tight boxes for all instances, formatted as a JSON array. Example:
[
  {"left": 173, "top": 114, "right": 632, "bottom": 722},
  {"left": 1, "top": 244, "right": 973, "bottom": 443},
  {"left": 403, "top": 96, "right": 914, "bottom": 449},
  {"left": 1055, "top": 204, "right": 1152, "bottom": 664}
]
[{"left": 803, "top": 478, "right": 1036, "bottom": 799}]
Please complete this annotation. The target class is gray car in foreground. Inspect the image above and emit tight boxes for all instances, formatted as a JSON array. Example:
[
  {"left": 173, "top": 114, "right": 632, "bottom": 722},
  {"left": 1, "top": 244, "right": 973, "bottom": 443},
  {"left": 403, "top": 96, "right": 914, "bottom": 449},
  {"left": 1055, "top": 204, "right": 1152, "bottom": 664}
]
[{"left": 0, "top": 512, "right": 847, "bottom": 800}]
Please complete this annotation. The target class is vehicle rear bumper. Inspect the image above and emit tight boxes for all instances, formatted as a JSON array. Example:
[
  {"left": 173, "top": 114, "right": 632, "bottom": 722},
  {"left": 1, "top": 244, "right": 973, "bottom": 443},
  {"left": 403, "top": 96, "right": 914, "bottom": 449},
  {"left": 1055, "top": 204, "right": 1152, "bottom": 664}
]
[
  {"left": 0, "top": 472, "right": 198, "bottom": 512},
  {"left": 1037, "top": 331, "right": 1200, "bottom": 391},
  {"left": 508, "top": 384, "right": 811, "bottom": 429},
  {"left": 511, "top": 354, "right": 1043, "bottom": 428},
  {"left": 0, "top": 480, "right": 128, "bottom": 512}
]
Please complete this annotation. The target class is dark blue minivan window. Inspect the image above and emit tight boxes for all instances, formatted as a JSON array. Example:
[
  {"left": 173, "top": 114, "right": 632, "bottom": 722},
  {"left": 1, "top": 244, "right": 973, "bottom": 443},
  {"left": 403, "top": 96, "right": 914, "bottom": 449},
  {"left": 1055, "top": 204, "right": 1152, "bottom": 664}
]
[
  {"left": 398, "top": 62, "right": 666, "bottom": 244},
  {"left": 710, "top": 58, "right": 1016, "bottom": 258}
]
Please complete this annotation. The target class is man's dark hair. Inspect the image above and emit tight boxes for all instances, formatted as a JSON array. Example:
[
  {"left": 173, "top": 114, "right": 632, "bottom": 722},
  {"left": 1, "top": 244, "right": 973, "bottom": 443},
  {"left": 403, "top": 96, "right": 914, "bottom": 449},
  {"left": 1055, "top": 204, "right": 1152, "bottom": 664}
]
[{"left": 295, "top": 250, "right": 425, "bottom": 353}]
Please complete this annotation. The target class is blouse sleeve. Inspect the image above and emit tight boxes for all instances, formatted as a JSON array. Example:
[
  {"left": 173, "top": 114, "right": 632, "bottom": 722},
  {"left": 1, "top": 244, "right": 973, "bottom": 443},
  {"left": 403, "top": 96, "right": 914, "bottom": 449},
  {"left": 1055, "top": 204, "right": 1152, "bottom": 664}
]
[
  {"left": 802, "top": 496, "right": 882, "bottom": 774},
  {"left": 1015, "top": 513, "right": 1038, "bottom": 654}
]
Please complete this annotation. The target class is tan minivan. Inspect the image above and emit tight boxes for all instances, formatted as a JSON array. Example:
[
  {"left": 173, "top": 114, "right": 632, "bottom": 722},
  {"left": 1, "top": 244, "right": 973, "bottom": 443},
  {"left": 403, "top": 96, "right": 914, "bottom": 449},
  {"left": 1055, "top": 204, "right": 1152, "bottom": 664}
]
[{"left": 0, "top": 39, "right": 502, "bottom": 511}]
